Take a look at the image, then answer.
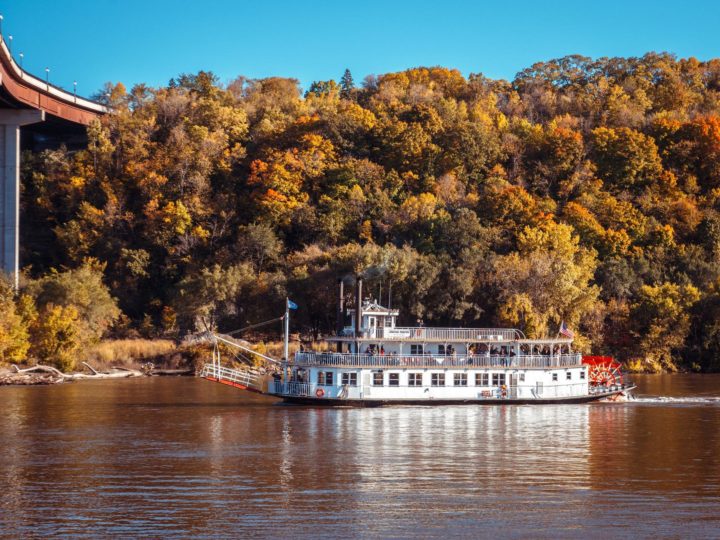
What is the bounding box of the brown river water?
[1,375,720,538]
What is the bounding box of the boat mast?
[283,298,290,361]
[355,277,363,354]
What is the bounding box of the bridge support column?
[0,109,45,287]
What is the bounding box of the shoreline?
[0,364,196,386]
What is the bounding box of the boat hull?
[274,386,635,406]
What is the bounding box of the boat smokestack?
[355,277,363,338]
[337,279,344,352]
[337,279,345,333]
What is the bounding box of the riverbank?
[0,362,196,386]
[0,334,289,386]
[0,338,202,386]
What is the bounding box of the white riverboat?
[274,313,632,405]
[202,278,634,405]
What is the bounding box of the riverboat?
[201,278,635,405]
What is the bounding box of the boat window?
[454,373,468,386]
[431,373,445,386]
[552,373,558,382]
[492,373,506,386]
[408,373,422,386]
[519,373,525,382]
[326,372,334,386]
[580,370,586,380]
[438,344,446,355]
[372,370,384,386]
[341,372,358,386]
[388,373,400,386]
[475,373,489,386]
[318,371,326,385]
[384,318,392,327]
[410,344,423,355]
[566,371,572,380]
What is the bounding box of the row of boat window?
[361,344,573,356]
[315,370,585,387]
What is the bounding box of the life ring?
[315,388,325,398]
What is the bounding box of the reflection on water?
[1,376,719,537]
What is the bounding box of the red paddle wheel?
[582,356,623,387]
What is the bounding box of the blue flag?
[287,299,298,310]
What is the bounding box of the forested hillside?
[15,53,720,371]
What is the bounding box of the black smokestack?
[337,279,344,333]
[355,277,363,338]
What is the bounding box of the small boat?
[202,278,635,405]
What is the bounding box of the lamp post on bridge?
[19,52,22,70]
[45,67,49,90]
[73,81,77,103]
[7,35,11,54]
[0,15,4,36]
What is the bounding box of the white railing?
[201,363,262,391]
[271,381,321,397]
[293,352,582,369]
[369,327,524,340]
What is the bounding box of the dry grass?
[82,339,177,368]
[260,339,331,360]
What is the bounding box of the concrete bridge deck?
[0,33,106,286]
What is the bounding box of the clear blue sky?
[2,0,719,99]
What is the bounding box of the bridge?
[0,33,107,287]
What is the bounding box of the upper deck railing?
[340,327,524,341]
[292,352,582,369]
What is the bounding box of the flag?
[287,299,298,310]
[559,321,574,338]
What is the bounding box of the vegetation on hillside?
[7,53,720,372]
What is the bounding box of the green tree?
[630,282,700,372]
[340,69,355,99]
[29,260,121,342]
[174,263,256,330]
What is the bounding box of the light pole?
[18,52,22,69]
[45,67,49,90]
[73,81,77,102]
[7,34,11,54]
[0,15,4,37]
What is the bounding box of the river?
[1,375,719,538]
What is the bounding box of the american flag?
[559,321,574,338]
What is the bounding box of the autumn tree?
[0,275,31,364]
[629,282,700,372]
[491,221,600,344]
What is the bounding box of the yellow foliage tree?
[0,295,31,365]
[30,304,82,372]
[630,283,700,372]
[493,221,600,339]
